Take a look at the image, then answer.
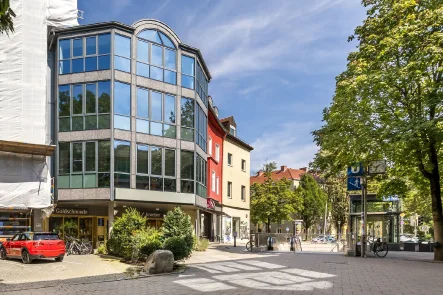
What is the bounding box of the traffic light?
[418,215,424,226]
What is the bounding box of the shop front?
[0,209,32,241]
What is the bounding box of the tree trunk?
[267,217,271,233]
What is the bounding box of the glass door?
[79,217,93,241]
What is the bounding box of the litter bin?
[356,243,361,256]
[267,236,275,250]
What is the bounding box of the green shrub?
[97,243,108,255]
[133,227,163,259]
[193,236,209,251]
[164,236,191,261]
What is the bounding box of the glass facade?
[114,140,131,188]
[196,154,207,198]
[114,81,131,130]
[114,34,131,72]
[180,97,194,141]
[196,61,209,106]
[195,104,207,152]
[181,55,195,89]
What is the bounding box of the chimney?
[300,167,307,172]
[280,166,287,172]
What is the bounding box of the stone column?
[33,209,43,232]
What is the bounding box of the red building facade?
[207,105,226,206]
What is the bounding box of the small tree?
[162,207,194,260]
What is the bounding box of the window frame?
[227,181,232,199]
[215,144,220,162]
[180,97,195,142]
[241,185,246,202]
[241,159,246,172]
[114,34,132,73]
[211,170,216,192]
[114,81,132,131]
[208,137,212,156]
[181,54,195,90]
[228,153,233,166]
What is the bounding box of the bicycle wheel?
[376,243,388,258]
[246,241,251,251]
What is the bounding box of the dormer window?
[230,126,236,136]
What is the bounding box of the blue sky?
[78,0,367,173]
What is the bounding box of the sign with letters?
[54,207,89,215]
[347,163,364,176]
[347,177,362,191]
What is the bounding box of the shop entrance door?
[79,217,93,241]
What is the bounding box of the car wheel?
[55,256,64,262]
[0,248,7,260]
[21,250,32,264]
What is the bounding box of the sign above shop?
[207,198,215,209]
[54,207,89,215]
[145,212,164,218]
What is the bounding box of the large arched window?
[136,29,177,85]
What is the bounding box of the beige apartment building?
[220,117,253,242]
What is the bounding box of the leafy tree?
[327,178,348,237]
[296,174,326,240]
[262,161,277,173]
[162,206,194,252]
[312,0,443,260]
[0,0,15,36]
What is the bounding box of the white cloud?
[238,85,263,95]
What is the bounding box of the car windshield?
[34,233,60,241]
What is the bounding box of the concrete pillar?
[108,201,115,239]
[196,209,200,237]
[33,209,43,232]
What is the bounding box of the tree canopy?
[0,0,15,36]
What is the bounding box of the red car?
[0,232,65,264]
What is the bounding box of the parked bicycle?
[64,236,93,255]
[367,236,388,257]
[246,238,255,251]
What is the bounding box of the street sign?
[347,163,364,176]
[347,177,362,191]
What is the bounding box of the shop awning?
[0,140,55,156]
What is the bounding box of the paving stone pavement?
[1,247,443,295]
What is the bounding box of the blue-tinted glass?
[98,34,111,54]
[115,56,131,72]
[159,32,175,48]
[138,29,162,44]
[137,88,149,118]
[151,91,162,121]
[150,122,162,136]
[136,62,149,77]
[181,55,195,76]
[136,119,149,133]
[59,60,70,74]
[137,40,149,63]
[182,74,194,89]
[114,34,131,58]
[86,37,96,55]
[85,56,97,71]
[164,95,175,124]
[114,115,131,130]
[151,45,162,67]
[98,81,111,113]
[165,49,176,69]
[164,70,176,85]
[72,58,84,73]
[73,39,83,57]
[72,84,83,114]
[98,55,110,70]
[150,66,163,81]
[163,124,176,138]
[114,82,131,115]
[59,39,70,60]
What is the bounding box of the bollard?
[233,231,237,247]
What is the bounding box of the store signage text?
[54,208,89,215]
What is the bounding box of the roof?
[250,167,307,185]
[225,133,253,151]
[220,116,237,129]
[208,105,228,135]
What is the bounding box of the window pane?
[159,32,175,48]
[164,70,176,85]
[59,39,71,60]
[165,149,175,177]
[72,142,83,172]
[85,56,97,71]
[150,177,163,191]
[181,55,195,76]
[85,115,97,130]
[114,34,131,58]
[84,174,97,188]
[182,74,194,89]
[98,141,110,172]
[164,178,176,192]
[150,66,163,81]
[59,60,70,74]
[115,56,131,72]
[136,175,149,190]
[136,119,149,133]
[181,180,194,193]
[138,29,162,44]
[151,147,162,175]
[58,85,70,116]
[151,91,162,121]
[114,82,131,115]
[86,37,96,55]
[137,144,149,174]
[71,175,83,188]
[114,140,130,173]
[59,118,70,132]
[85,142,96,171]
[59,142,70,174]
[163,124,176,138]
[136,62,149,77]
[72,85,83,114]
[151,44,162,67]
[165,49,176,69]
[72,116,84,131]
[98,173,110,187]
[114,115,131,130]
[181,127,194,141]
[137,40,149,63]
[114,173,130,188]
[98,81,111,113]
[181,150,194,180]
[58,175,70,188]
[85,84,96,113]
[180,98,194,128]
[150,122,162,136]
[72,58,84,73]
[73,39,83,57]
[98,114,110,129]
[137,87,149,118]
[98,55,110,70]
[164,95,175,123]
[98,34,111,54]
